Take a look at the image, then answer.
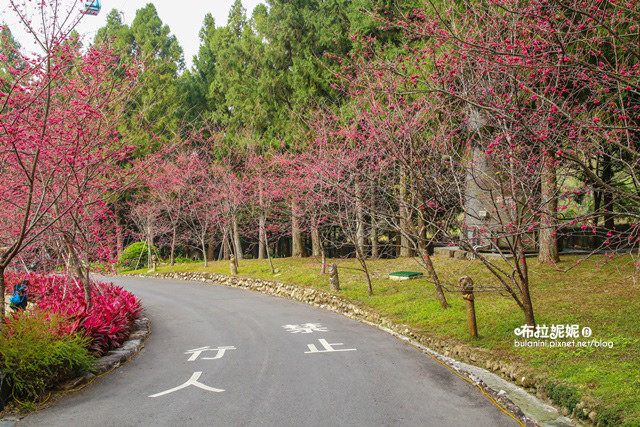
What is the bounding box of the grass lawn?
[125,253,640,425]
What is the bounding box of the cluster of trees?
[1,0,638,326]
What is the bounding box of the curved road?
[21,276,519,426]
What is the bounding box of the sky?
[0,0,264,69]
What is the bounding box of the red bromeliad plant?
[4,271,141,355]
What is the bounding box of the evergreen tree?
[0,24,24,86]
[94,4,185,153]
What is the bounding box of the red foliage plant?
[4,271,141,356]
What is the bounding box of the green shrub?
[544,382,582,417]
[119,242,157,270]
[0,311,94,403]
[174,256,196,264]
[595,406,623,426]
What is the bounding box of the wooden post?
[328,263,340,291]
[151,255,157,272]
[459,276,478,338]
[320,250,327,275]
[230,255,238,275]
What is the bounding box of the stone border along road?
[0,312,151,427]
[135,271,579,427]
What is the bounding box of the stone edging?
[143,271,571,426]
[0,311,150,425]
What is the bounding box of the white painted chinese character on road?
[304,338,356,354]
[283,323,329,334]
[185,346,236,361]
[149,372,224,397]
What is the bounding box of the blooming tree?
[322,0,640,325]
[0,0,139,316]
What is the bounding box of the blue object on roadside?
[9,280,27,310]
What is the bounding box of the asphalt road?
[20,276,519,427]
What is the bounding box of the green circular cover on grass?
[389,271,424,277]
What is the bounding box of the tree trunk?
[515,238,535,326]
[311,221,322,257]
[370,219,378,259]
[223,229,232,260]
[538,151,560,263]
[232,215,243,260]
[426,258,449,308]
[230,255,238,274]
[218,232,225,261]
[355,245,374,296]
[519,266,536,327]
[399,170,413,257]
[170,226,177,266]
[369,188,378,259]
[207,238,215,262]
[0,266,5,321]
[146,222,154,269]
[291,198,305,257]
[417,214,427,254]
[602,155,615,231]
[328,263,340,291]
[202,239,208,267]
[418,247,449,309]
[258,214,266,260]
[116,220,124,260]
[522,289,536,327]
[263,231,275,274]
[65,238,92,309]
[321,249,327,275]
[355,182,366,257]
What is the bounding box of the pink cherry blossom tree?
[0,0,139,316]
[326,0,640,325]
